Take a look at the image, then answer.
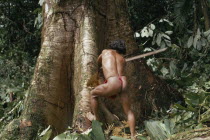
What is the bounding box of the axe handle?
[125,48,167,62]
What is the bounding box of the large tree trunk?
[0,0,180,139]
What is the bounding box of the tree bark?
[0,0,180,139]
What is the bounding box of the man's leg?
[90,93,99,120]
[90,84,108,120]
[120,93,136,139]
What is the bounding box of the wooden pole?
[125,48,168,62]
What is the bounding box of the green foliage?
[144,120,172,140]
[37,121,128,140]
[129,0,210,138]
[0,0,41,130]
[91,120,106,140]
[174,0,193,30]
[39,126,53,140]
[0,0,41,60]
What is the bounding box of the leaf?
[53,133,66,140]
[150,24,156,30]
[163,34,171,40]
[165,31,173,35]
[39,0,45,6]
[53,133,92,140]
[41,129,52,140]
[169,61,177,77]
[207,35,210,42]
[40,125,51,137]
[156,33,162,46]
[148,29,153,37]
[110,136,130,140]
[134,32,140,38]
[182,112,193,121]
[197,28,201,36]
[201,38,207,46]
[203,29,210,37]
[187,36,193,48]
[144,120,171,140]
[174,104,188,110]
[196,40,202,50]
[165,40,171,47]
[162,19,173,26]
[161,67,169,76]
[143,48,152,52]
[160,40,166,48]
[181,63,187,73]
[193,35,199,49]
[141,27,149,38]
[152,33,157,45]
[91,120,105,140]
[185,93,200,106]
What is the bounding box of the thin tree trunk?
[201,0,210,30]
[194,0,198,34]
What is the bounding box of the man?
[90,40,136,139]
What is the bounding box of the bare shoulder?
[102,49,116,55]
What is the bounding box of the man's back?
[101,49,125,79]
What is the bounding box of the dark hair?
[109,40,126,55]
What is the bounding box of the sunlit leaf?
[148,29,153,37]
[161,67,169,76]
[187,36,193,48]
[141,27,149,38]
[40,130,52,140]
[150,24,156,30]
[163,34,171,40]
[39,0,45,6]
[156,33,162,46]
[165,31,173,35]
[134,32,140,38]
[39,125,51,137]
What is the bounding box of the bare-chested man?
[90,40,136,139]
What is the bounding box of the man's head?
[109,40,126,55]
